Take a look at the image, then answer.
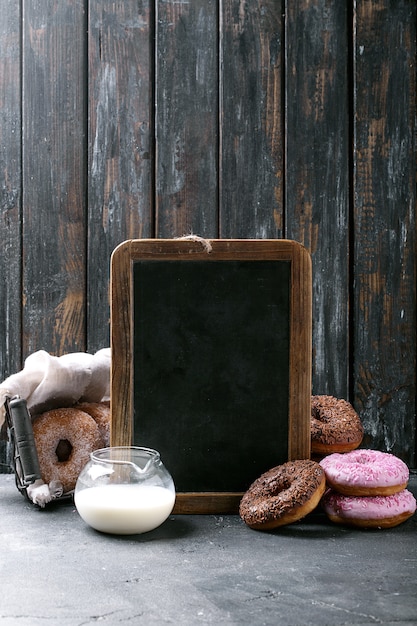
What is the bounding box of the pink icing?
[319,449,409,489]
[322,489,417,520]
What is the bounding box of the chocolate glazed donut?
[311,395,363,455]
[239,460,326,530]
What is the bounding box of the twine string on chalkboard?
[175,234,213,253]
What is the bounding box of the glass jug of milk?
[74,447,175,535]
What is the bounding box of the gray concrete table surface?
[0,473,416,626]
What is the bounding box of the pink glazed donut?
[322,489,416,529]
[320,449,409,496]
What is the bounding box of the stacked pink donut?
[319,450,416,528]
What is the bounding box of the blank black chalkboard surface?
[110,239,312,513]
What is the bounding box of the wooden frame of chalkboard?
[110,239,312,514]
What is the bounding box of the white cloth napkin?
[0,348,110,506]
[0,348,110,421]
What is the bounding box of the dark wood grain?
[87,0,153,352]
[0,1,416,470]
[353,0,416,464]
[155,0,219,238]
[22,0,86,356]
[220,0,284,238]
[285,0,350,400]
[0,0,21,376]
[0,0,22,468]
[173,493,242,515]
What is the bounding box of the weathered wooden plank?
[0,0,22,470]
[353,0,416,465]
[155,0,218,237]
[220,0,284,238]
[0,0,416,474]
[22,0,86,356]
[88,0,153,352]
[285,0,350,399]
[0,0,22,378]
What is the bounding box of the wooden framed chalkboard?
[110,239,312,513]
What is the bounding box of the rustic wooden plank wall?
[22,1,87,357]
[353,1,416,463]
[0,0,415,468]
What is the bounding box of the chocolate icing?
[311,395,363,448]
[239,460,325,528]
